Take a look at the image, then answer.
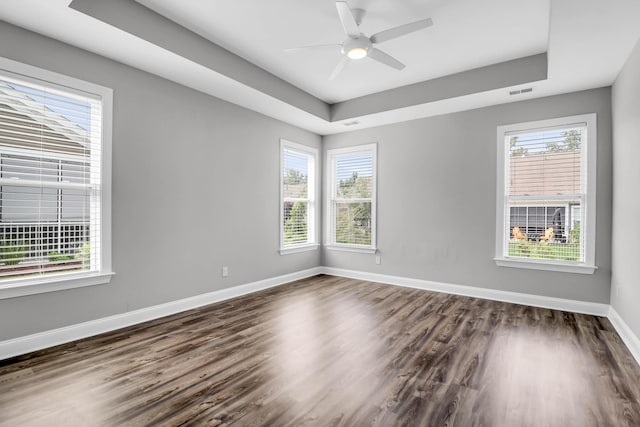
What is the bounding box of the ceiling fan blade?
[370,18,433,44]
[329,55,350,80]
[336,1,360,37]
[284,44,341,53]
[368,48,405,70]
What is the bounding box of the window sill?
[495,258,597,274]
[279,243,320,255]
[0,271,115,300]
[325,244,377,254]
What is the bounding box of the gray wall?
[0,20,619,342]
[323,88,613,304]
[611,38,640,337]
[0,22,321,340]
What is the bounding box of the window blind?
[282,145,312,246]
[505,124,585,262]
[0,73,102,280]
[331,149,374,246]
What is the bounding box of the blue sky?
[510,128,581,154]
[283,148,309,176]
[336,152,373,180]
[11,83,91,131]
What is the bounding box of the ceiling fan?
[285,1,433,80]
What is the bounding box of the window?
[326,144,377,253]
[280,140,318,254]
[0,57,112,298]
[495,114,596,273]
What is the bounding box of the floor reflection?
[0,370,110,425]
[479,327,596,426]
[270,291,383,418]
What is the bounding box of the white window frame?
[0,56,113,299]
[279,139,318,255]
[495,113,597,274]
[325,143,377,254]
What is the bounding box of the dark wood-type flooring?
[1,275,640,426]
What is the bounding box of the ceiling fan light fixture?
[347,47,368,59]
[289,2,433,80]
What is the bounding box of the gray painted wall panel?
[323,88,612,303]
[0,22,321,340]
[611,38,640,338]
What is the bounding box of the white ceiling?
[136,0,549,103]
[1,0,640,135]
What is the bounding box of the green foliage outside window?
[336,202,371,245]
[0,240,29,266]
[569,221,580,245]
[337,171,372,198]
[545,129,581,152]
[77,242,91,269]
[284,201,308,245]
[283,167,309,245]
[508,241,580,261]
[48,251,76,263]
[283,169,307,197]
[336,172,372,245]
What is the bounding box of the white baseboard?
[0,267,322,361]
[3,266,639,368]
[320,267,610,316]
[607,306,640,366]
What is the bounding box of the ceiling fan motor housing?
[342,35,373,59]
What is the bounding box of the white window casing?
[326,143,377,254]
[495,114,597,274]
[279,139,318,255]
[0,56,113,299]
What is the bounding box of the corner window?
[495,114,596,274]
[0,57,112,298]
[280,140,318,254]
[326,144,377,253]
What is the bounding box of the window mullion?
[57,160,62,254]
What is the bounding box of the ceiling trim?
[69,0,550,132]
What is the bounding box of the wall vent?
[509,87,533,96]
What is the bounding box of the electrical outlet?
[375,255,381,265]
[222,266,229,277]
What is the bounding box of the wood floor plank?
[1,274,639,426]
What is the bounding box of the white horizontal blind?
[505,124,585,262]
[0,72,102,280]
[282,144,313,246]
[331,148,374,246]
